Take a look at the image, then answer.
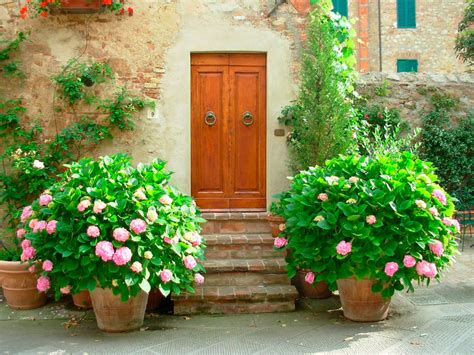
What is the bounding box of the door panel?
[191,54,266,210]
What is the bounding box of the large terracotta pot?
[294,270,332,299]
[72,290,92,309]
[0,261,47,310]
[91,287,148,332]
[337,278,390,322]
[146,289,164,311]
[267,214,285,238]
[57,0,101,13]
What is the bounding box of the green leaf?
[87,279,96,292]
[139,279,151,294]
[347,215,360,221]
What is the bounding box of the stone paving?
[0,242,473,354]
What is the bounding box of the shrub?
[276,152,459,298]
[19,154,206,301]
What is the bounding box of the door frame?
[190,52,267,212]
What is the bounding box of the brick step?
[204,234,281,259]
[201,212,271,235]
[202,258,287,273]
[203,272,291,286]
[173,285,298,315]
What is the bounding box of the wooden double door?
[191,53,266,210]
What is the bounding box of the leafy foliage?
[279,0,357,173]
[278,152,458,297]
[21,154,206,300]
[455,0,474,67]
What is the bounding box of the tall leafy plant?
[455,0,473,67]
[280,0,357,173]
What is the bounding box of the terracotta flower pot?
[294,270,332,299]
[91,287,148,332]
[0,261,47,310]
[56,0,101,13]
[146,289,164,311]
[267,214,285,238]
[72,290,92,309]
[337,278,390,322]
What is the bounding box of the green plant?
[455,0,474,67]
[53,60,113,106]
[374,80,391,97]
[276,152,459,298]
[20,154,206,300]
[0,32,26,78]
[279,1,357,173]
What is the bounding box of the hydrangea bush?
[18,154,206,301]
[275,152,459,298]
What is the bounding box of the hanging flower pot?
[337,278,390,322]
[91,288,148,332]
[72,290,92,309]
[0,261,46,310]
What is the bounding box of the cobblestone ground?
[1,240,473,354]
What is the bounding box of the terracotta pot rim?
[0,260,33,272]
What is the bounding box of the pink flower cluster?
[384,262,399,277]
[403,255,416,268]
[130,261,143,273]
[274,237,288,248]
[32,220,47,233]
[95,242,132,266]
[159,195,173,205]
[183,231,201,247]
[147,207,158,222]
[442,217,461,233]
[160,269,173,283]
[194,273,205,285]
[305,271,315,284]
[36,276,50,292]
[112,247,132,266]
[93,200,106,214]
[317,193,328,201]
[46,220,57,235]
[366,215,377,225]
[20,206,33,223]
[164,235,179,245]
[39,194,53,206]
[77,200,91,212]
[416,260,437,278]
[113,228,130,242]
[130,219,147,234]
[20,239,36,261]
[16,228,26,239]
[87,225,100,238]
[429,240,444,257]
[432,189,447,205]
[336,240,352,256]
[42,260,53,272]
[184,255,197,270]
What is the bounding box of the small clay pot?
[294,270,332,299]
[337,278,390,322]
[72,290,92,309]
[0,261,47,310]
[146,289,164,311]
[267,214,285,238]
[91,287,148,332]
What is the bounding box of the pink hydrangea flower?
[87,225,100,238]
[432,189,447,205]
[33,220,47,233]
[113,228,130,242]
[21,239,31,249]
[21,247,36,261]
[184,255,197,270]
[147,207,158,222]
[403,255,416,268]
[130,219,147,234]
[133,189,147,200]
[416,260,437,278]
[336,240,352,256]
[317,193,328,201]
[93,200,106,214]
[29,219,38,229]
[349,176,359,184]
[184,231,201,246]
[429,240,444,257]
[429,207,439,216]
[95,241,114,262]
[77,200,91,212]
[163,235,179,245]
[384,262,399,277]
[130,261,143,273]
[60,286,71,295]
[20,206,33,223]
[112,247,132,266]
[160,269,173,283]
[46,220,57,235]
[451,219,461,233]
[42,260,53,272]
[274,237,288,248]
[36,276,50,292]
[305,271,315,284]
[366,215,377,225]
[16,228,26,239]
[442,217,453,226]
[28,265,36,273]
[415,200,427,209]
[39,194,53,206]
[159,195,173,205]
[194,273,205,285]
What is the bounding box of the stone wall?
[358,72,474,126]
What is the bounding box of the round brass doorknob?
[242,111,254,126]
[204,111,217,126]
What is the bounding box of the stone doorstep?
[201,258,287,273]
[204,233,274,245]
[173,300,296,315]
[173,285,298,302]
[203,272,291,287]
[204,248,282,260]
[201,212,269,220]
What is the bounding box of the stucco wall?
[0,0,305,208]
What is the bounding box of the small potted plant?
[0,232,46,310]
[21,154,206,332]
[275,152,459,321]
[267,194,287,238]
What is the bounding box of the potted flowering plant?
[19,0,133,19]
[268,197,286,238]
[20,154,206,332]
[275,152,459,321]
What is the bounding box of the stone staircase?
[172,212,298,314]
